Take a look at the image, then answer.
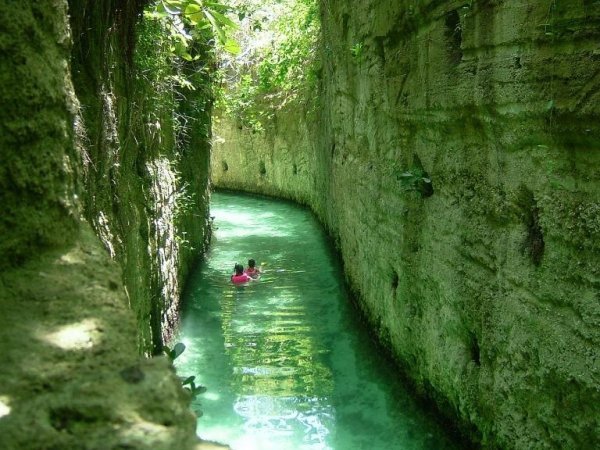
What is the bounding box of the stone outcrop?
[69,0,212,354]
[212,1,600,448]
[0,226,203,449]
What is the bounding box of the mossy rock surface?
[0,226,203,449]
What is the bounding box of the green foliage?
[138,0,321,133]
[396,156,434,198]
[180,375,208,399]
[350,42,364,63]
[146,0,240,61]
[135,17,174,97]
[134,8,214,162]
[164,343,208,400]
[164,342,187,361]
[215,0,320,132]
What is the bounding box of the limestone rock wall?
[212,1,600,448]
[0,1,216,448]
[0,226,202,449]
[0,0,80,268]
[213,105,321,208]
[69,0,212,353]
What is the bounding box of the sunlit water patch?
[176,191,460,450]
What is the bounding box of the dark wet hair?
[234,263,244,275]
[248,259,256,268]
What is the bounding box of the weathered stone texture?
[0,226,202,450]
[213,105,321,208]
[0,1,216,448]
[0,0,80,267]
[212,1,600,448]
[69,0,212,353]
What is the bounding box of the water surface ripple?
[176,192,460,450]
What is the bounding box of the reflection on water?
[176,192,460,450]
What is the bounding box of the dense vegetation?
[141,0,318,133]
[215,0,320,131]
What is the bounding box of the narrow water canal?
[175,191,460,450]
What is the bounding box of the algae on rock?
[70,0,213,354]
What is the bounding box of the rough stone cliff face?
[212,1,600,448]
[0,1,215,447]
[69,0,212,353]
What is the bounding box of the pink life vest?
[231,273,252,284]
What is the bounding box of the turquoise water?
[175,191,460,450]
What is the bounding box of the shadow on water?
[176,191,463,450]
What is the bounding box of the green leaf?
[223,38,241,55]
[205,1,232,13]
[184,4,204,25]
[156,2,167,14]
[162,0,183,15]
[148,4,169,19]
[172,41,187,58]
[181,375,196,386]
[204,10,227,43]
[185,4,202,15]
[170,342,186,360]
[181,52,195,61]
[208,9,239,29]
[193,385,208,394]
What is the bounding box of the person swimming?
[244,259,261,279]
[231,263,252,284]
